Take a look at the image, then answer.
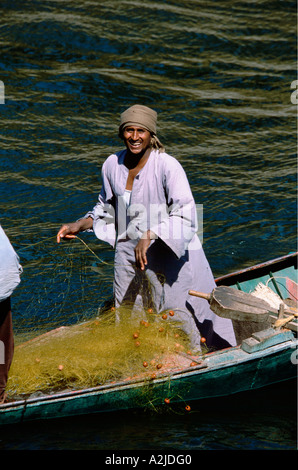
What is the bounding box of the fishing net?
[11,234,114,342]
[7,235,202,400]
[7,306,192,398]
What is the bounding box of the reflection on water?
[0,0,296,450]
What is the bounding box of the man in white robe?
[57,105,236,352]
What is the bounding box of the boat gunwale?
[215,251,297,285]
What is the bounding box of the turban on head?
[119,104,157,135]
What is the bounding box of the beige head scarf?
[119,104,165,152]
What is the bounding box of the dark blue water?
[0,0,297,451]
[0,381,297,451]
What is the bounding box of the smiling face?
[122,126,151,157]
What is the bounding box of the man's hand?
[56,217,93,243]
[57,223,80,243]
[134,230,157,270]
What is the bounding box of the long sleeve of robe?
[85,150,236,351]
[0,225,22,302]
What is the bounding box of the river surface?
[0,0,297,451]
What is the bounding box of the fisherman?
[57,105,236,352]
[0,225,22,404]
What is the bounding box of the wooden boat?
[0,252,297,426]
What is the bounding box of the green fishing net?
[7,236,200,399]
[7,306,193,398]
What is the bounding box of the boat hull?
[0,335,296,426]
[1,252,297,425]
